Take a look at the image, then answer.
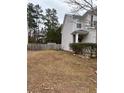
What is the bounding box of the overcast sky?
[27,0,72,24]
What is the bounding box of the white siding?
[81,30,96,43]
[72,19,84,31]
[61,15,74,51]
[61,13,97,51]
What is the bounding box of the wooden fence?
[27,43,61,50]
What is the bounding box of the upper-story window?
[77,23,81,28]
[94,21,97,26]
[91,15,93,27]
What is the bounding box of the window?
[94,21,97,27]
[77,23,81,28]
[91,15,93,27]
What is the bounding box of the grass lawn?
[27,50,96,93]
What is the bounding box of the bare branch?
[65,0,97,15]
[84,0,93,8]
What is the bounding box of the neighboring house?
[61,9,97,51]
[28,27,46,43]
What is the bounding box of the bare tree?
[65,0,97,15]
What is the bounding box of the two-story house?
[61,9,97,51]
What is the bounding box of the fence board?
[27,43,61,50]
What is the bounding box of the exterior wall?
[81,30,96,43]
[82,13,97,29]
[72,18,84,31]
[72,14,92,31]
[81,13,97,43]
[72,13,96,31]
[61,15,74,51]
[61,13,97,51]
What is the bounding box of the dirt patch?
[28,50,96,93]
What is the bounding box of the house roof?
[61,7,97,32]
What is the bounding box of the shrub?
[70,43,97,57]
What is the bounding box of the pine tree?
[27,3,43,43]
[43,8,60,43]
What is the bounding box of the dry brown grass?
[27,50,96,93]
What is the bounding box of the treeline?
[27,3,61,44]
